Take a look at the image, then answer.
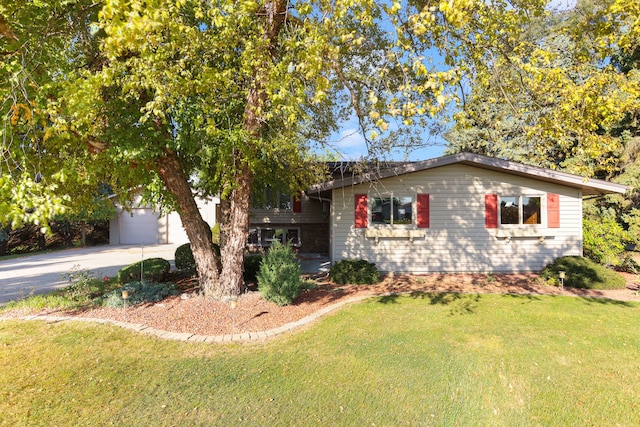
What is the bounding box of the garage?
[109,195,219,246]
[112,208,162,245]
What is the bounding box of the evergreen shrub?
[174,243,220,272]
[102,281,179,308]
[541,256,626,290]
[257,242,301,306]
[329,259,381,284]
[117,258,170,284]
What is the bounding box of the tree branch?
[331,61,371,152]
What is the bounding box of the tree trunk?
[219,164,253,299]
[209,0,289,299]
[155,149,220,295]
[37,231,46,251]
[80,222,87,246]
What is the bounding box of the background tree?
[444,0,639,177]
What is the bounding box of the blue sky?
[325,0,578,162]
[327,119,448,161]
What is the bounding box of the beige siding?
[251,194,327,225]
[164,197,218,244]
[331,164,583,273]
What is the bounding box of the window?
[248,227,300,247]
[252,188,291,210]
[500,196,541,225]
[371,196,413,226]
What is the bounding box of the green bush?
[174,243,220,272]
[541,256,626,290]
[117,258,170,284]
[583,216,632,266]
[243,254,263,282]
[101,281,179,308]
[257,242,302,306]
[615,253,639,274]
[174,243,260,281]
[329,259,381,285]
[175,243,195,271]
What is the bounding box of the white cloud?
[326,128,369,160]
[335,128,366,149]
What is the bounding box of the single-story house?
[308,152,628,273]
[109,152,628,273]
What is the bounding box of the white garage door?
[119,208,162,245]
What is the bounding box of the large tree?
[2,0,468,299]
[444,0,640,177]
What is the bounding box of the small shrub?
[175,243,221,272]
[117,258,170,284]
[541,256,626,290]
[175,243,195,271]
[101,281,179,308]
[257,242,302,306]
[615,253,639,274]
[243,254,263,282]
[329,259,381,285]
[63,264,101,299]
[301,279,318,291]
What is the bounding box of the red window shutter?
[547,193,560,228]
[485,194,498,228]
[293,194,302,213]
[354,194,368,228]
[417,194,430,228]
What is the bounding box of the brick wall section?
[299,223,330,254]
[248,222,330,254]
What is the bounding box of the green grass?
[1,293,639,426]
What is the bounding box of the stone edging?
[0,294,373,344]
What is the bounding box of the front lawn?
[1,293,639,425]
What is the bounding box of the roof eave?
[308,152,629,196]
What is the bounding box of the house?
[109,152,628,274]
[307,152,628,273]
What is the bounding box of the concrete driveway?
[0,244,181,305]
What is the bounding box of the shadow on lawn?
[575,294,637,307]
[376,292,484,315]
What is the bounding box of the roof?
[309,152,629,196]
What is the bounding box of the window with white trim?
[500,196,541,225]
[371,195,413,226]
[251,188,292,210]
[248,227,300,247]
